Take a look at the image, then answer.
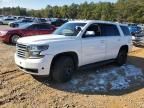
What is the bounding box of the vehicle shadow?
[34,56,144,96]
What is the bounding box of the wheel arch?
[119,45,129,53]
[50,51,79,72]
[9,33,22,43]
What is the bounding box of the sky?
[0,0,117,10]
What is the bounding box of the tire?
[10,34,20,44]
[10,24,18,28]
[15,24,19,27]
[11,24,15,28]
[116,49,128,66]
[52,56,75,83]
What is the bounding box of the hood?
[17,34,76,45]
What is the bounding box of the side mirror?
[85,31,95,36]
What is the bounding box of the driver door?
[81,24,106,65]
[38,24,54,35]
[24,24,40,36]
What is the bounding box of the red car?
[0,23,56,44]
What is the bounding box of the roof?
[68,20,128,26]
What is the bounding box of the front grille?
[16,43,28,58]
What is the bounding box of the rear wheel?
[15,24,19,27]
[116,49,128,66]
[52,56,75,83]
[10,24,13,27]
[11,34,20,44]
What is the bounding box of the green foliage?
[0,0,144,23]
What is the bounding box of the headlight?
[0,31,8,36]
[28,45,49,51]
[27,45,49,58]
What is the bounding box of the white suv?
[15,20,132,82]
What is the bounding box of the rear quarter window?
[100,24,120,36]
[120,26,131,36]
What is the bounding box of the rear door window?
[28,24,39,30]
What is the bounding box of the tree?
[0,0,144,23]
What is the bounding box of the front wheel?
[52,56,75,83]
[10,34,20,44]
[116,49,128,66]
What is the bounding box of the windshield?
[53,22,86,36]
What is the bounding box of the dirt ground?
[0,26,144,108]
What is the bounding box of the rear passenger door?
[100,24,122,60]
[81,24,106,65]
